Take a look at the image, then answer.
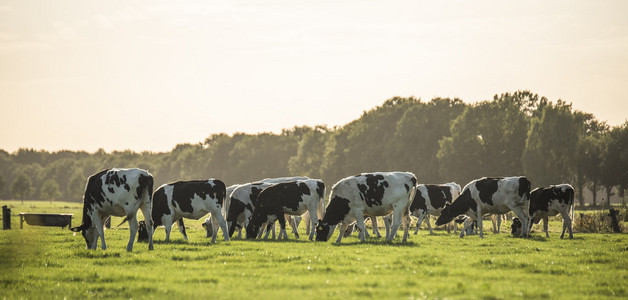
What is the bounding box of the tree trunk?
[592,182,598,206]
[606,186,612,207]
[576,182,585,207]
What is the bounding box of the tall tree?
[11,173,31,203]
[386,98,466,183]
[320,97,418,184]
[40,179,61,203]
[522,101,581,187]
[438,92,536,185]
[600,122,628,206]
[288,126,331,178]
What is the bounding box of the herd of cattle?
[70,168,575,251]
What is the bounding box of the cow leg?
[401,208,411,242]
[126,214,139,252]
[94,215,106,250]
[262,223,271,239]
[413,218,421,235]
[177,219,188,240]
[371,217,382,238]
[139,201,154,250]
[477,207,484,238]
[287,215,300,239]
[384,215,392,239]
[164,218,173,242]
[490,215,497,234]
[496,214,502,233]
[213,211,230,243]
[387,212,402,242]
[335,222,350,244]
[304,212,311,236]
[543,216,550,238]
[560,210,573,239]
[308,209,318,241]
[460,218,471,238]
[425,215,434,235]
[354,214,368,242]
[277,214,288,240]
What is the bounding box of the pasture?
[1,200,627,299]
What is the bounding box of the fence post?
[2,205,10,230]
[608,209,621,233]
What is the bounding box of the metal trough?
[19,213,73,229]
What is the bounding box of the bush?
[574,211,625,233]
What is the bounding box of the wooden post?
[609,209,621,233]
[2,205,10,230]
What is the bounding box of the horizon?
[2,1,627,153]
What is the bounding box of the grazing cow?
[435,176,531,238]
[411,183,462,235]
[71,168,154,251]
[511,184,574,239]
[152,179,229,243]
[315,172,417,243]
[246,179,325,240]
[226,177,309,238]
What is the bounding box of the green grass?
[1,200,627,299]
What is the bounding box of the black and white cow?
[152,179,229,243]
[435,176,531,238]
[511,184,574,239]
[246,179,325,240]
[226,177,309,238]
[315,172,417,243]
[71,168,154,251]
[411,183,462,235]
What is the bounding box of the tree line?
[1,90,626,207]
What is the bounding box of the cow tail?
[117,216,129,228]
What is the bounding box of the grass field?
[1,200,627,299]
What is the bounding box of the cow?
[246,179,325,240]
[203,184,241,238]
[226,177,309,238]
[435,176,531,238]
[152,179,229,243]
[315,172,417,243]
[70,168,154,251]
[411,183,462,235]
[511,184,574,239]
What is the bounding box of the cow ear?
[70,224,86,232]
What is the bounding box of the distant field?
[1,200,627,299]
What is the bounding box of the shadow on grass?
[328,240,419,247]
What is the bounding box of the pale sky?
[1,1,627,153]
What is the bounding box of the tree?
[288,126,331,178]
[600,122,628,206]
[438,92,535,185]
[0,173,4,197]
[522,101,580,187]
[386,98,466,183]
[320,97,418,184]
[11,173,31,204]
[67,172,85,202]
[40,179,61,203]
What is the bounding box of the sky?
[1,0,627,153]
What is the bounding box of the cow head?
[70,223,97,249]
[315,220,334,241]
[137,220,148,242]
[435,204,455,226]
[511,217,522,236]
[245,222,260,240]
